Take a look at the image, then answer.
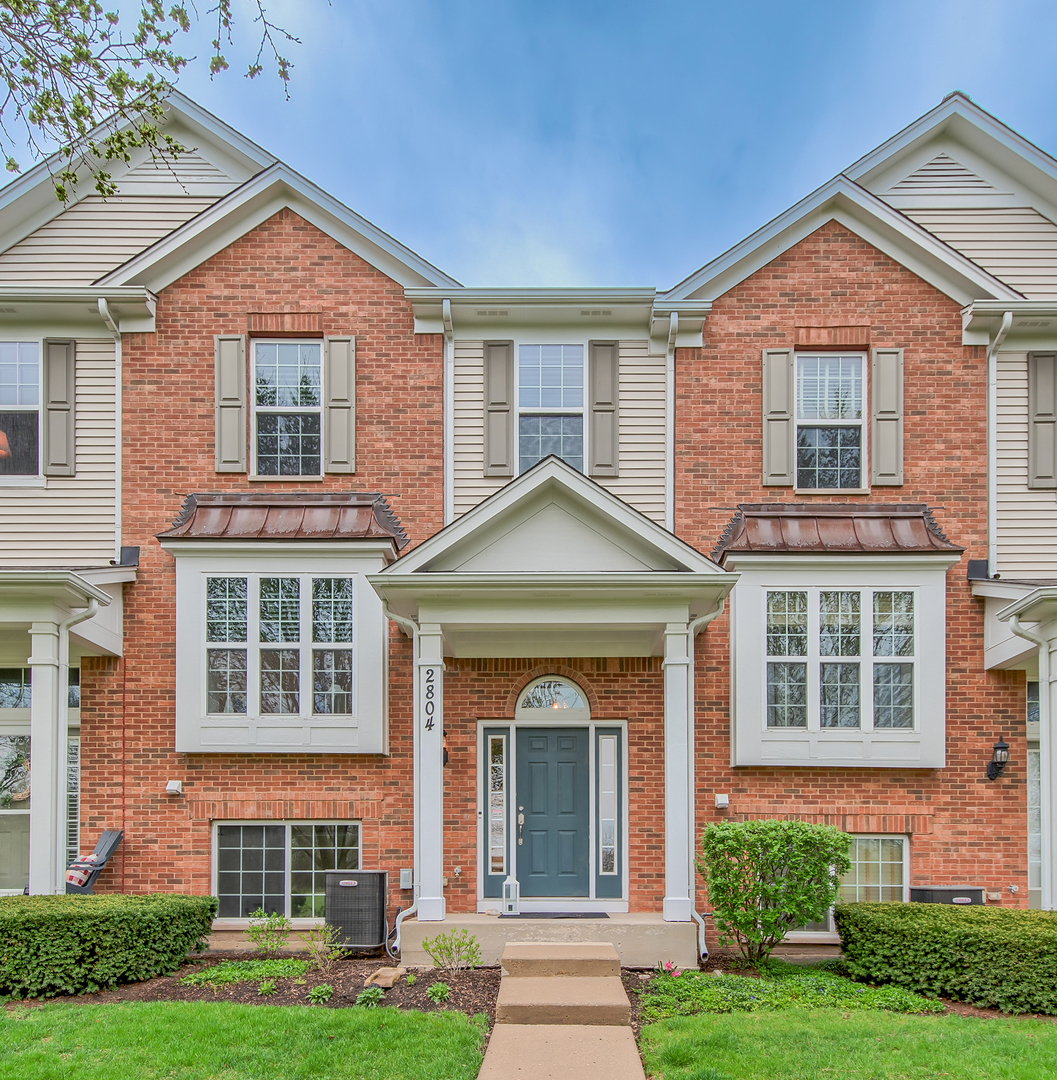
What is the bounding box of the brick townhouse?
[0,90,1054,963]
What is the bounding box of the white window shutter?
[43,339,75,476]
[214,335,247,473]
[324,336,355,474]
[871,348,904,486]
[1029,352,1057,489]
[484,341,514,476]
[762,348,795,485]
[589,341,619,477]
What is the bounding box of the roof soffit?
[0,91,277,260]
[659,177,1021,307]
[97,163,460,290]
[378,456,725,578]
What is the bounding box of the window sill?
[793,488,870,496]
[0,476,47,488]
[211,918,324,931]
[247,474,325,482]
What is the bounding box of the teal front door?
[515,727,589,897]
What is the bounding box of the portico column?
[1038,617,1057,910]
[416,623,446,921]
[663,622,692,921]
[27,621,65,894]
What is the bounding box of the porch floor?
[399,912,699,969]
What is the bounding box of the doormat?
[499,912,610,919]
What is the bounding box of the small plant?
[426,981,450,1004]
[421,928,482,972]
[257,979,277,996]
[356,985,385,1008]
[405,972,416,987]
[246,907,292,957]
[307,983,333,1004]
[180,959,308,987]
[656,960,682,977]
[303,922,342,975]
[293,976,307,986]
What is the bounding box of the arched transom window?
[516,677,590,717]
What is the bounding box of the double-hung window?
[796,354,864,489]
[253,340,322,476]
[206,574,354,719]
[0,341,39,476]
[766,588,915,730]
[518,344,584,473]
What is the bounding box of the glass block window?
[488,735,507,876]
[840,836,906,903]
[795,354,864,489]
[764,589,915,731]
[518,344,584,473]
[0,341,40,476]
[215,821,360,918]
[205,575,354,719]
[253,340,322,476]
[66,737,79,869]
[598,734,618,875]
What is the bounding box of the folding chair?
[65,829,123,894]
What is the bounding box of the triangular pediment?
[386,457,723,576]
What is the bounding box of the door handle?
[518,811,524,845]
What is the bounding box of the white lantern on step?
[502,875,520,915]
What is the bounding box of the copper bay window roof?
[712,503,963,565]
[158,492,409,548]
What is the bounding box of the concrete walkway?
[478,942,646,1080]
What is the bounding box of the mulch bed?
[7,952,502,1025]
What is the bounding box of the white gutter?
[665,312,678,532]
[442,298,454,526]
[1008,614,1052,909]
[987,311,1013,575]
[686,598,727,958]
[98,298,122,563]
[380,600,421,944]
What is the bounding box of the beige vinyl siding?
[452,339,666,522]
[0,339,116,566]
[902,207,1057,299]
[995,350,1057,576]
[0,195,217,285]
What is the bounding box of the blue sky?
[35,2,1057,286]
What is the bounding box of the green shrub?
[426,981,451,1003]
[307,983,333,1004]
[638,962,943,1020]
[180,959,308,987]
[698,820,853,963]
[256,979,277,996]
[421,928,482,971]
[246,907,291,957]
[302,922,341,974]
[834,902,1057,1014]
[0,893,217,998]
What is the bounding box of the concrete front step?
[496,975,631,1026]
[501,941,621,978]
[478,1025,646,1080]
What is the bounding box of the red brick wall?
[676,221,1028,917]
[79,209,443,916]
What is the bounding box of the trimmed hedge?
[834,901,1057,1014]
[0,893,217,998]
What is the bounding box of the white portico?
[369,457,736,930]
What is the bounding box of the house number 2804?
[423,668,436,731]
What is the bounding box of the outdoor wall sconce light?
[986,737,1010,781]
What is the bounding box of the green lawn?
[0,1001,487,1080]
[640,1010,1057,1080]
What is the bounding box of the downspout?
[686,598,727,959]
[1009,614,1052,909]
[442,299,455,526]
[987,311,1013,576]
[381,599,421,948]
[98,299,122,564]
[665,312,678,532]
[55,598,99,887]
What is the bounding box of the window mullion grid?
[248,575,260,721]
[863,592,875,732]
[807,588,820,732]
[299,575,311,720]
[284,824,292,919]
